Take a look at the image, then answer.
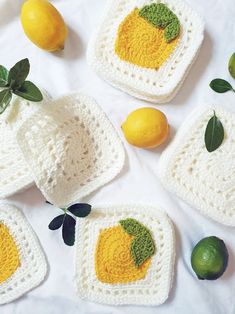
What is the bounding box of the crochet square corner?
[75,204,175,306]
[87,0,204,103]
[158,106,235,226]
[0,204,47,304]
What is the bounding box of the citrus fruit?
[21,0,68,51]
[191,236,229,280]
[228,53,235,79]
[0,223,20,284]
[121,107,169,148]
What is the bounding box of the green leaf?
[8,58,30,90]
[131,234,155,267]
[119,218,146,236]
[205,111,224,152]
[209,79,234,93]
[13,81,43,102]
[0,65,9,87]
[120,218,155,267]
[139,3,180,42]
[0,89,12,114]
[62,215,76,246]
[48,214,65,230]
[67,203,91,217]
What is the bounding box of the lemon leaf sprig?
[139,3,180,42]
[0,58,43,114]
[120,218,155,267]
[47,201,92,246]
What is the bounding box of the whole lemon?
[121,107,169,148]
[21,0,68,51]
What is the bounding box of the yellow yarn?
[0,223,20,284]
[95,225,151,284]
[115,9,179,69]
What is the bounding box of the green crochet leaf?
[119,218,155,267]
[139,3,180,42]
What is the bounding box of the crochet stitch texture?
[87,0,204,103]
[5,93,125,207]
[75,204,175,306]
[158,105,235,226]
[0,204,47,304]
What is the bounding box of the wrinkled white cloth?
[1,0,235,313]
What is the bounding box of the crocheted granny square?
[75,204,175,306]
[7,93,125,207]
[88,0,204,103]
[158,106,235,226]
[0,204,47,304]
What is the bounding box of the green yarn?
[139,3,180,42]
[119,218,155,267]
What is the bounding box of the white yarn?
[158,105,235,226]
[87,0,204,103]
[0,204,47,304]
[6,93,125,207]
[75,204,175,306]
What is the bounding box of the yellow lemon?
[121,107,169,148]
[0,223,20,284]
[95,225,151,284]
[21,0,68,51]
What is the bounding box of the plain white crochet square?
[75,204,175,306]
[87,0,204,103]
[9,93,125,207]
[0,204,47,304]
[158,106,235,226]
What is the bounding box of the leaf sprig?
[0,58,43,114]
[204,111,224,153]
[47,201,92,246]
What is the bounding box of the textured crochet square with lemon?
[88,0,204,103]
[158,105,235,226]
[75,204,175,305]
[0,204,47,304]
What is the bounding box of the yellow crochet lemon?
[121,107,169,148]
[21,0,68,51]
[95,225,151,284]
[115,8,179,69]
[0,223,20,284]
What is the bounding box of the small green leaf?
[0,65,9,87]
[228,53,235,79]
[62,215,76,246]
[67,203,91,217]
[120,218,155,267]
[8,58,30,90]
[205,111,224,152]
[0,89,12,114]
[48,214,65,230]
[209,79,234,93]
[13,81,43,102]
[119,218,146,236]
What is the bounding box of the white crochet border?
[158,105,235,226]
[87,0,204,103]
[75,204,175,306]
[0,204,47,304]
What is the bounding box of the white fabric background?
[1,0,235,313]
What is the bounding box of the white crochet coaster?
[158,105,235,226]
[0,204,47,304]
[87,0,204,103]
[8,93,125,207]
[75,204,175,306]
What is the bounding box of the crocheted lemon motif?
[95,218,155,284]
[115,3,180,69]
[0,223,20,284]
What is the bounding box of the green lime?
[228,53,235,79]
[191,236,229,280]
